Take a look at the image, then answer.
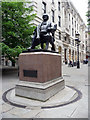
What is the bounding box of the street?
[1,63,88,118]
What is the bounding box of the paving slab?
[7,107,43,118]
[2,112,20,118]
[2,103,14,113]
[35,103,79,118]
[71,104,88,118]
[7,107,31,117]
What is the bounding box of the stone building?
[85,0,90,60]
[85,28,90,59]
[29,0,86,64]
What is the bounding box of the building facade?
[29,0,86,64]
[85,28,90,59]
[86,0,90,60]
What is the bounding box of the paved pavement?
[0,63,89,118]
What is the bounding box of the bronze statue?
[28,13,57,51]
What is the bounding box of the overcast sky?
[70,0,88,25]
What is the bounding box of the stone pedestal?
[15,51,65,101]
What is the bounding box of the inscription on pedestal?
[23,70,37,78]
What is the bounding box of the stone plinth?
[19,52,62,83]
[15,52,65,101]
[15,77,65,101]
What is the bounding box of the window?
[69,39,71,44]
[75,21,76,27]
[65,37,66,41]
[77,24,78,30]
[75,31,76,37]
[72,40,74,46]
[52,10,54,22]
[74,14,76,18]
[72,28,74,36]
[72,17,73,24]
[59,32,61,40]
[72,10,73,14]
[42,2,46,13]
[58,2,60,11]
[58,16,61,27]
[69,25,71,33]
[69,14,70,21]
[52,0,54,4]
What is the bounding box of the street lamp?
[75,32,81,68]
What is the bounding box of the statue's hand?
[36,37,40,40]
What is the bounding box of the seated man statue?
[28,13,57,51]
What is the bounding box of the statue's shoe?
[27,47,31,50]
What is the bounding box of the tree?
[1,2,36,66]
[0,43,26,66]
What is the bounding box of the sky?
[70,0,88,25]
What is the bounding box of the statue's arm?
[48,23,57,33]
[36,24,41,39]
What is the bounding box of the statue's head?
[42,13,49,21]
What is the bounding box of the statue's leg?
[50,38,55,51]
[45,41,49,50]
[51,43,55,51]
[27,43,35,50]
[31,40,35,49]
[41,42,44,49]
[31,38,40,49]
[31,45,35,49]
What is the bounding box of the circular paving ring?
[2,85,82,109]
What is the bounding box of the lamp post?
[75,32,81,68]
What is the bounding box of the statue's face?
[43,15,49,21]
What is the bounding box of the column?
[71,49,73,61]
[67,48,69,64]
[62,46,65,63]
[74,50,76,62]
